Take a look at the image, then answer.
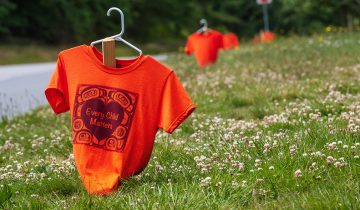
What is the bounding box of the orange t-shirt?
[185,30,224,68]
[260,31,276,43]
[45,45,195,195]
[223,32,239,49]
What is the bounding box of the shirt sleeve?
[44,54,70,114]
[218,33,225,49]
[185,38,194,55]
[232,34,239,47]
[158,72,195,133]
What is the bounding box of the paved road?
[0,54,167,119]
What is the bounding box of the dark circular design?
[115,126,127,139]
[76,130,92,143]
[106,138,117,150]
[73,119,83,131]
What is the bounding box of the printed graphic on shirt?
[72,84,138,152]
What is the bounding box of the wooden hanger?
[102,38,116,68]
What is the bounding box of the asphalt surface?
[0,54,168,119]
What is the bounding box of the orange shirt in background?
[45,45,195,195]
[185,30,224,68]
[223,32,239,49]
[260,31,276,43]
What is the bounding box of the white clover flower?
[269,166,274,170]
[334,157,347,168]
[327,142,337,150]
[231,180,239,188]
[289,145,297,156]
[238,163,245,172]
[241,180,246,187]
[315,151,323,157]
[334,162,343,168]
[327,156,334,164]
[155,164,163,172]
[215,182,222,187]
[256,179,264,184]
[309,162,317,170]
[199,177,211,187]
[248,141,255,147]
[294,169,302,178]
[273,140,278,147]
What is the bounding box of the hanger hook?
[107,7,124,37]
[200,19,208,29]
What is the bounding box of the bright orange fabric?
[45,45,195,195]
[260,31,276,43]
[185,30,224,68]
[223,32,239,49]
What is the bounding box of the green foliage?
[0,0,359,44]
[0,184,12,207]
[0,0,16,35]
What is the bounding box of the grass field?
[0,32,359,209]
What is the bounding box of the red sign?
[257,0,272,5]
